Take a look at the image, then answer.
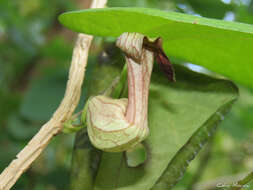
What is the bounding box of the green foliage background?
[0,0,253,190]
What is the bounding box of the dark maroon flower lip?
[143,37,176,82]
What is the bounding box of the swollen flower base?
[86,33,154,152]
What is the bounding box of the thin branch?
[0,1,107,189]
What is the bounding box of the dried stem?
[0,0,107,189]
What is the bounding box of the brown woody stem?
[0,0,107,189]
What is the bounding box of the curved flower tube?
[86,33,155,152]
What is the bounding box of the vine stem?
[0,0,107,189]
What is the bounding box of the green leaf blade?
[93,64,238,190]
[59,7,253,89]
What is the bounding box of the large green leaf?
[59,7,253,89]
[152,97,234,189]
[91,64,237,190]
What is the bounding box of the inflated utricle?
[86,95,149,152]
[86,32,154,152]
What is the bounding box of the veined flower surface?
[87,32,154,152]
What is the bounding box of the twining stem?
[0,0,107,189]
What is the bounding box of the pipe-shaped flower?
[86,32,154,152]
